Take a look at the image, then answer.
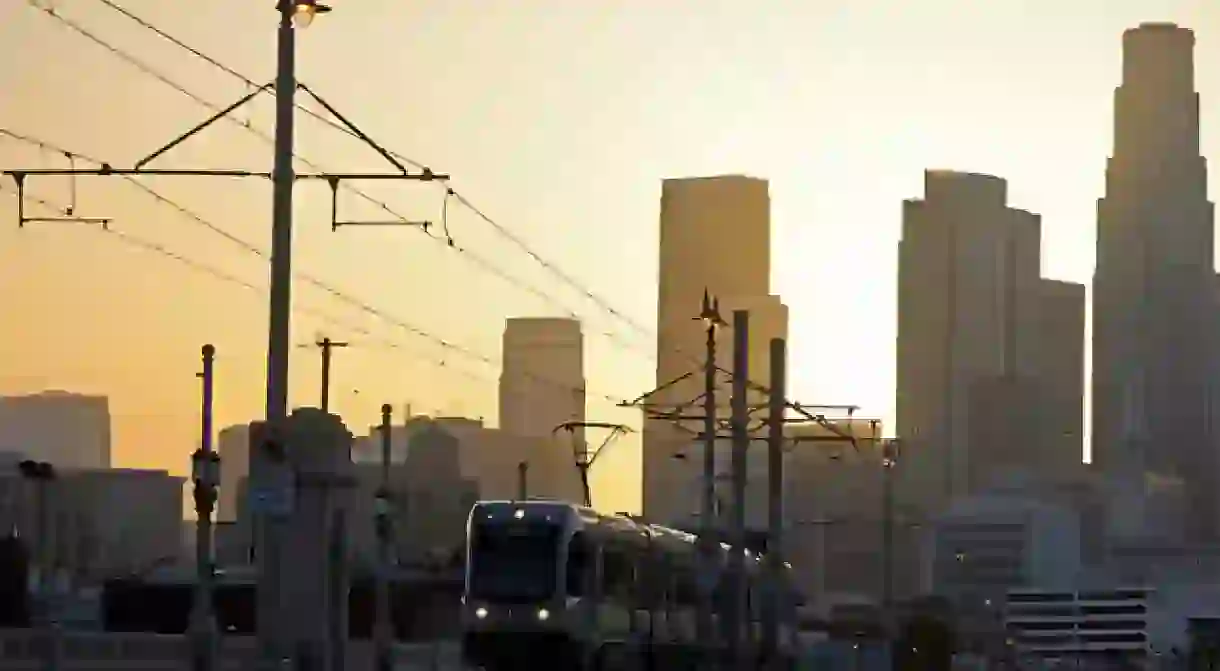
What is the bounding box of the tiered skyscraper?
[1091,23,1217,540]
[896,171,1086,514]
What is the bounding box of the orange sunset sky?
[1,0,1218,514]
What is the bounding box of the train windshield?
[468,520,561,603]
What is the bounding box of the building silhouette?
[896,171,1044,513]
[0,391,111,470]
[498,317,585,444]
[1090,23,1217,539]
[644,175,771,524]
[217,424,250,522]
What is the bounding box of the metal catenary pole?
[728,309,750,670]
[698,290,724,653]
[763,337,787,667]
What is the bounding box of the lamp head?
[291,1,331,29]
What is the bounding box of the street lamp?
[190,448,221,671]
[261,1,331,665]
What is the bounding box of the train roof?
[471,499,781,565]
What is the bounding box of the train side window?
[602,544,632,598]
[566,533,591,597]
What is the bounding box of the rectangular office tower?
[896,171,1045,514]
[643,175,771,524]
[1091,23,1217,539]
[499,317,585,442]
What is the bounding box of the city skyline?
[3,1,1219,514]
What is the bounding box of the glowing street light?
[290,0,332,29]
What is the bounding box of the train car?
[460,499,799,671]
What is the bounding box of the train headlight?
[475,607,488,619]
[537,608,550,621]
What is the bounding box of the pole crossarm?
[4,80,447,231]
[2,167,447,230]
[620,364,871,451]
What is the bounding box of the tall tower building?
[1091,23,1216,538]
[0,391,111,470]
[218,424,250,522]
[499,317,585,442]
[644,175,771,523]
[896,171,1044,513]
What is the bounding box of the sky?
[1,0,1218,515]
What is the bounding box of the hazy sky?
[1,0,1217,514]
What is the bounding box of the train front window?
[468,522,560,603]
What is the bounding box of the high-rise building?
[896,171,1044,513]
[217,424,250,522]
[1091,23,1216,538]
[0,391,111,470]
[644,175,771,523]
[499,317,585,444]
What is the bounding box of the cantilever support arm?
[135,83,273,170]
[299,83,414,175]
[617,371,696,408]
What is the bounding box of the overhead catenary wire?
[0,130,628,405]
[35,0,654,359]
[0,179,472,377]
[92,0,653,340]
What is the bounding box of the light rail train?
[460,499,800,670]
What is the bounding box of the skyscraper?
[218,424,250,522]
[644,175,771,523]
[1091,23,1216,539]
[896,171,1044,513]
[499,317,585,441]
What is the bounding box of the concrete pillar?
[279,408,355,671]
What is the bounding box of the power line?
[0,130,628,405]
[0,179,445,369]
[38,0,654,358]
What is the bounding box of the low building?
[0,465,184,582]
[1005,587,1151,661]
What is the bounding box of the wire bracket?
[8,170,112,229]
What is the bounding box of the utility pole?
[698,290,725,652]
[190,345,221,671]
[373,404,394,671]
[762,337,787,668]
[727,309,750,670]
[517,461,529,500]
[313,337,349,413]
